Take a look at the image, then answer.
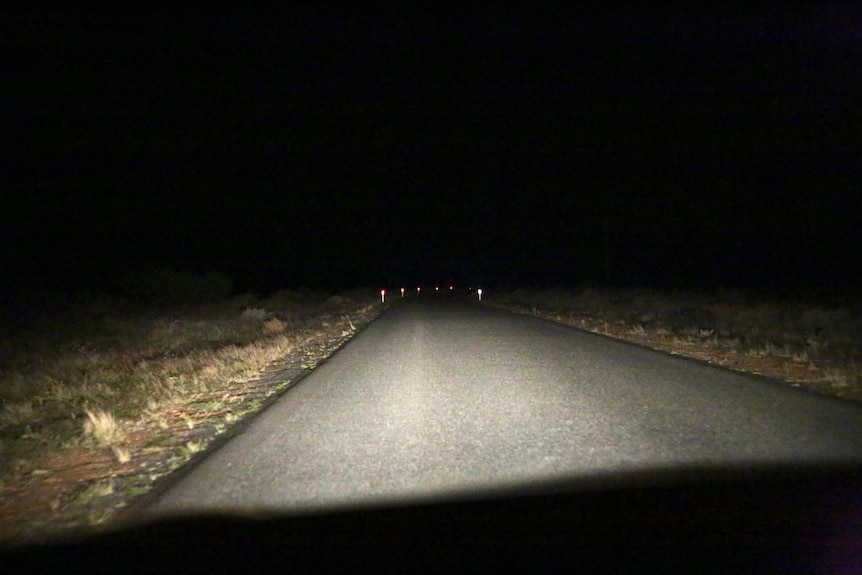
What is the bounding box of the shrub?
[240,307,268,321]
[117,268,233,306]
[260,290,312,309]
[262,318,286,333]
[325,294,346,306]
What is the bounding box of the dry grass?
[2,293,340,417]
[83,409,122,446]
[494,285,862,400]
[111,446,131,464]
[0,280,381,513]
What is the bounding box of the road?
[149,295,862,515]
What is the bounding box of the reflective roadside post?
[380,289,385,304]
[401,287,405,298]
[477,288,483,302]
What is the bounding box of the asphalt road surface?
[149,295,862,515]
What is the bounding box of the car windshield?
[2,8,861,566]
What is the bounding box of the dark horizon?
[3,6,860,299]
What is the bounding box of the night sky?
[3,6,861,296]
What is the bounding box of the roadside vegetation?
[490,285,862,401]
[0,270,382,540]
[4,275,859,540]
